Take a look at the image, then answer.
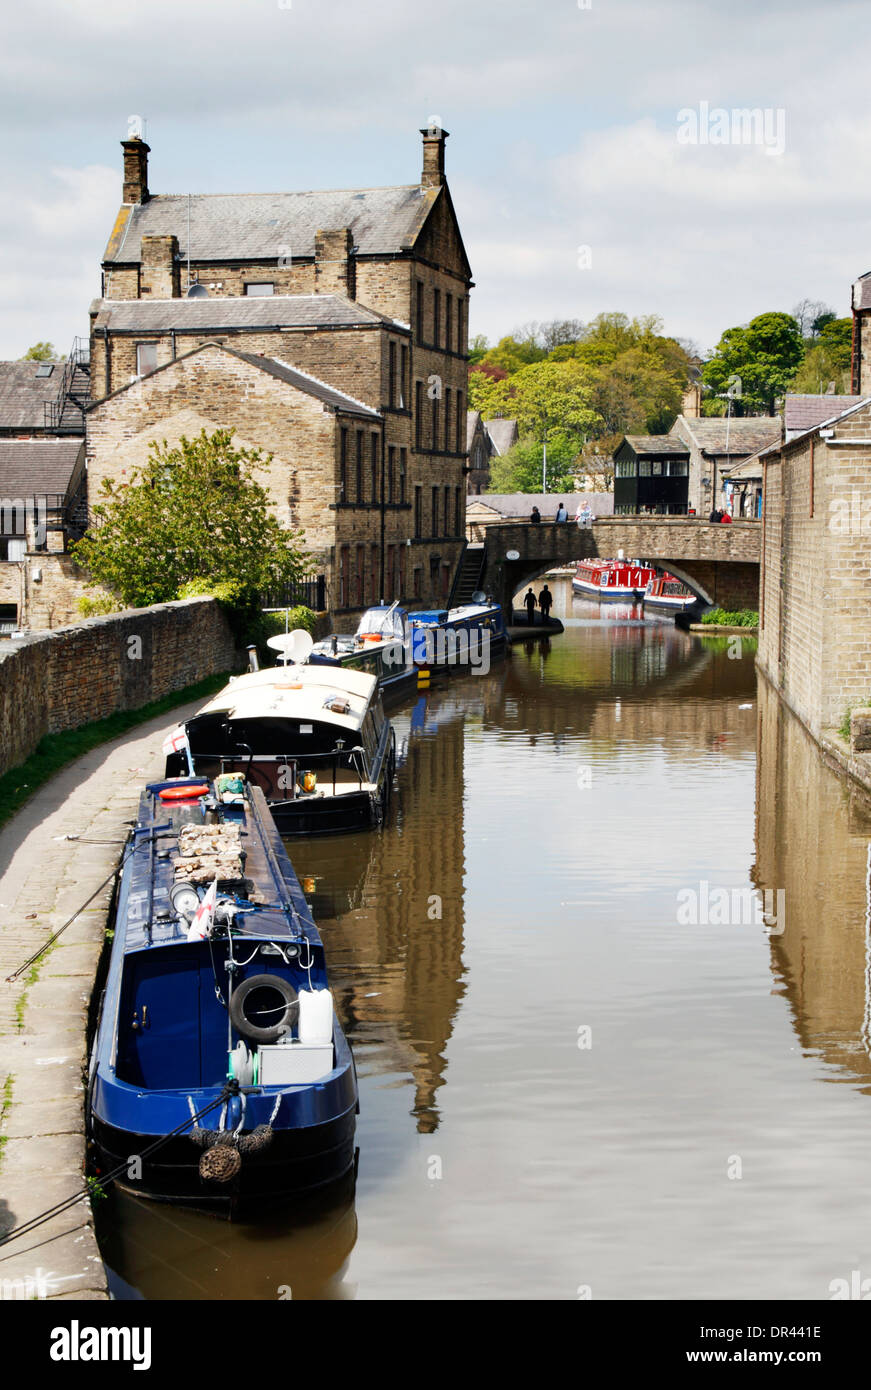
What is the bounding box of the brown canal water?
[97,579,871,1300]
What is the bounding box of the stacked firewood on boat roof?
[173,824,246,886]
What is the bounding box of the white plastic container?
[298,988,334,1043]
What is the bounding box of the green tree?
[789,318,853,395]
[702,312,804,415]
[72,428,304,608]
[487,435,578,493]
[20,341,57,361]
[468,333,489,365]
[479,333,547,373]
[500,358,600,449]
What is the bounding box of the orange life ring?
[159,783,209,801]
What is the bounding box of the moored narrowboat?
[409,600,508,672]
[87,778,358,1211]
[164,665,395,835]
[308,602,417,703]
[572,559,654,602]
[642,571,695,611]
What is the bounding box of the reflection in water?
[97,1170,358,1301]
[755,677,871,1091]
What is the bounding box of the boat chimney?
[247,644,260,672]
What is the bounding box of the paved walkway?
[0,696,206,1301]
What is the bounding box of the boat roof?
[121,781,321,953]
[190,663,378,732]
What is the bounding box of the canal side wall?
[758,402,871,743]
[0,597,239,778]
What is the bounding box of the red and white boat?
[642,571,695,611]
[572,559,654,602]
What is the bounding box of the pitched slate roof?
[90,294,400,333]
[676,415,782,455]
[622,435,690,456]
[853,272,871,311]
[484,418,518,456]
[0,361,66,431]
[784,393,864,439]
[0,438,85,495]
[104,186,440,265]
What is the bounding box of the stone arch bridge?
[465,517,761,618]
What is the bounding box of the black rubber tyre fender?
[229,974,299,1044]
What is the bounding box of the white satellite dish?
[267,629,314,665]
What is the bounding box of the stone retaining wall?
[0,597,238,777]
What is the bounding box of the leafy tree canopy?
[20,341,57,361]
[486,434,578,494]
[702,312,804,414]
[72,428,304,608]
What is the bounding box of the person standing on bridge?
[576,502,593,527]
[530,505,541,524]
[524,588,537,626]
[555,503,568,522]
[538,584,553,623]
[720,508,732,523]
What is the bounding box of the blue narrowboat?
[87,777,358,1210]
[409,601,508,672]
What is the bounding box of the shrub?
[700,608,759,627]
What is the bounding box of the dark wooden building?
[613,436,691,515]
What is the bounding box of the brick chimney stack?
[420,124,449,188]
[122,137,150,205]
[314,228,356,299]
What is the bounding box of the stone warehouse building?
[86,126,474,616]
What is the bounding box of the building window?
[35,363,54,379]
[668,459,688,477]
[387,445,396,504]
[371,545,379,604]
[639,460,652,477]
[0,539,25,562]
[0,602,18,634]
[413,566,422,599]
[456,390,464,453]
[399,448,407,504]
[371,434,379,502]
[414,486,423,538]
[446,294,453,353]
[652,460,662,476]
[445,387,452,452]
[356,430,364,502]
[400,345,408,409]
[339,545,350,607]
[457,298,464,353]
[340,427,348,501]
[355,544,365,606]
[416,280,425,341]
[433,288,441,348]
[136,343,158,377]
[615,459,636,478]
[415,381,423,449]
[389,342,397,407]
[431,486,439,536]
[245,283,274,296]
[455,487,462,535]
[431,392,439,451]
[386,545,396,601]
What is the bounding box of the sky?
[2,0,871,361]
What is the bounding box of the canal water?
[97,577,871,1300]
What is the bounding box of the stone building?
[0,439,88,633]
[670,414,782,516]
[758,394,871,741]
[86,125,473,617]
[465,411,519,495]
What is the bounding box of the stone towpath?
[0,696,207,1301]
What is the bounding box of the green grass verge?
[0,670,233,833]
[0,1073,14,1165]
[700,608,759,627]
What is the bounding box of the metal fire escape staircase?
[448,541,487,608]
[43,338,90,434]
